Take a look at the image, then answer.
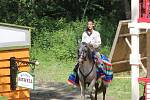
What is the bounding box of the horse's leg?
[102,81,108,100]
[88,78,96,100]
[89,82,98,100]
[79,81,85,100]
[102,86,106,100]
[88,78,96,93]
[94,82,98,100]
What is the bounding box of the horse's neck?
[81,59,94,71]
[79,59,96,80]
[83,60,93,67]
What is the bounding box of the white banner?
[0,25,30,49]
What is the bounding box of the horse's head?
[78,42,93,64]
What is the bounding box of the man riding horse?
[67,19,113,87]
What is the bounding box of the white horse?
[78,42,98,100]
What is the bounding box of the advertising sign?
[17,72,33,89]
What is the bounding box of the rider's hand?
[88,42,93,47]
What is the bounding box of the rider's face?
[87,21,94,31]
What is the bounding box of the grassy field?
[31,49,145,100]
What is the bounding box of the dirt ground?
[30,82,116,100]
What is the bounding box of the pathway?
[31,82,116,100]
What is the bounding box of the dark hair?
[86,19,95,31]
[88,19,94,23]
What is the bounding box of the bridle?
[78,49,87,63]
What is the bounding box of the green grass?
[30,48,145,100]
[34,60,74,83]
[107,78,145,100]
[108,78,131,100]
[30,48,75,83]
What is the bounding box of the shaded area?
[31,89,76,100]
[30,82,116,100]
[31,82,81,100]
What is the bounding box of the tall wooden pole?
[129,0,140,100]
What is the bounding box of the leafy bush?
[31,18,76,60]
[30,18,116,61]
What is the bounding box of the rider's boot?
[73,63,79,73]
[74,63,79,84]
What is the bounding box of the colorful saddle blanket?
[96,54,113,83]
[67,54,113,86]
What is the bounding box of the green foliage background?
[0,0,124,61]
[0,1,138,99]
[30,18,116,61]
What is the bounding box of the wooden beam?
[119,32,147,37]
[112,57,147,65]
[114,77,131,79]
[109,21,122,60]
